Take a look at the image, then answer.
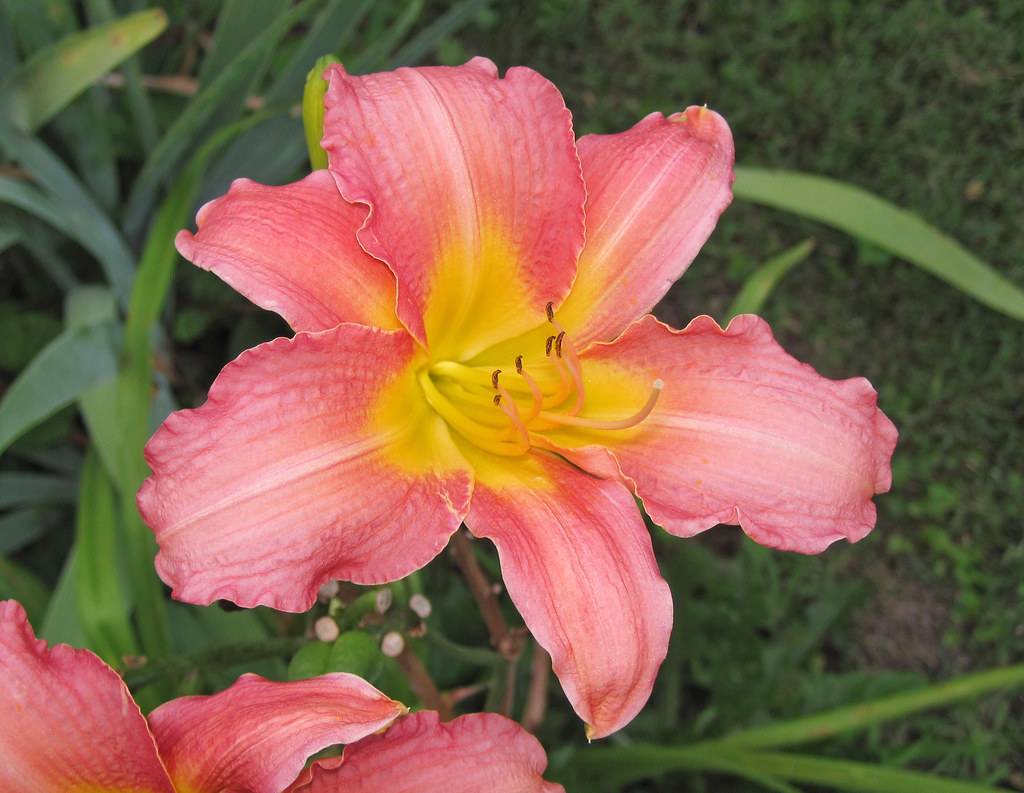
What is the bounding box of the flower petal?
[462,450,672,739]
[298,712,564,793]
[558,108,734,345]
[322,58,585,358]
[138,324,473,611]
[148,672,403,793]
[175,170,400,333]
[0,600,174,793]
[558,314,898,553]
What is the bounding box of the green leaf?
[289,631,387,682]
[733,167,1024,321]
[386,0,489,68]
[0,320,118,456]
[0,508,61,554]
[726,239,816,320]
[714,662,1024,750]
[124,2,315,236]
[0,126,135,306]
[722,751,1009,793]
[40,546,88,647]
[0,473,76,510]
[0,555,51,626]
[74,448,138,663]
[351,0,424,73]
[1,8,167,132]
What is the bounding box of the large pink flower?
[141,58,897,739]
[0,600,562,793]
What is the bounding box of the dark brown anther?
[491,369,501,389]
[545,335,556,356]
[514,355,524,373]
[493,394,502,406]
[555,331,566,358]
[545,302,555,323]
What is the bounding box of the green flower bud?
[302,54,341,171]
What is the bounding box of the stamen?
[545,335,556,357]
[545,307,585,415]
[545,301,555,322]
[419,372,522,451]
[554,331,565,358]
[515,356,544,421]
[495,383,532,452]
[539,379,664,430]
[491,369,501,389]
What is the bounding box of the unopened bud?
[302,54,341,170]
[317,579,340,602]
[380,631,405,658]
[409,593,432,619]
[374,588,393,614]
[314,616,340,643]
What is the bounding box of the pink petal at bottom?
[299,711,564,792]
[0,600,174,793]
[148,672,404,793]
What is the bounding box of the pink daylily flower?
[140,58,897,739]
[0,600,562,793]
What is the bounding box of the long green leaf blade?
[2,8,167,132]
[733,168,1024,321]
[124,2,314,236]
[715,662,1024,750]
[726,239,816,320]
[0,323,117,456]
[75,448,138,663]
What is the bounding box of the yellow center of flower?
[419,304,663,456]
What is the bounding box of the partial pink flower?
[146,58,897,739]
[0,599,401,793]
[290,711,563,793]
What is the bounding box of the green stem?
[423,628,502,667]
[121,637,306,691]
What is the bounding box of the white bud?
[409,593,432,619]
[317,580,340,601]
[374,588,393,614]
[314,616,340,643]
[380,631,405,658]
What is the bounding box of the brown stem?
[395,644,452,721]
[450,530,511,653]
[521,643,551,733]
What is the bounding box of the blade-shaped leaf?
[726,239,816,320]
[733,167,1024,321]
[74,448,138,663]
[1,8,167,132]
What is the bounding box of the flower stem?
[120,637,306,691]
[450,529,512,654]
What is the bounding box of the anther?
[555,331,566,358]
[545,335,556,356]
[493,394,502,406]
[545,302,555,322]
[491,369,501,389]
[514,355,523,373]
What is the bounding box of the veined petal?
[322,58,585,358]
[462,450,672,739]
[298,712,564,793]
[559,108,734,345]
[138,324,473,612]
[149,672,403,793]
[175,170,400,333]
[557,314,898,553]
[0,600,174,793]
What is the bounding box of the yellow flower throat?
[419,303,663,456]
